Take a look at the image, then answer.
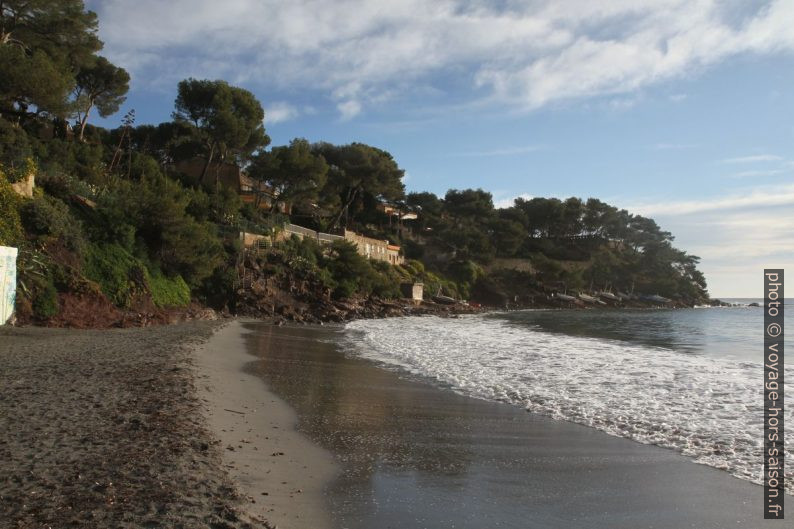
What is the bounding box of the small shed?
[1,246,18,325]
[401,282,423,304]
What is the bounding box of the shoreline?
[193,320,338,529]
[234,320,786,529]
[2,316,780,528]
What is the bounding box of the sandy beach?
[2,319,790,528]
[0,322,264,529]
[193,321,338,529]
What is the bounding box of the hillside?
[0,1,709,327]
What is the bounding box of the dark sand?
[0,322,265,529]
[241,322,790,529]
[2,320,786,528]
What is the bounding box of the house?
[343,230,404,265]
[378,202,418,221]
[386,244,402,265]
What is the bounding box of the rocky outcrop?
[233,250,481,324]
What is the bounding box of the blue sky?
[87,0,794,297]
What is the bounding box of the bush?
[145,269,191,308]
[32,275,59,319]
[0,118,33,182]
[20,195,86,252]
[36,169,97,201]
[82,242,144,308]
[402,259,425,276]
[369,260,402,298]
[115,174,225,286]
[0,173,24,246]
[17,251,60,320]
[199,265,237,310]
[323,240,376,299]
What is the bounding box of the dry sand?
[193,320,338,529]
[0,322,266,529]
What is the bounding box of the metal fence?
[284,223,344,244]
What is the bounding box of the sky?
[85,0,794,298]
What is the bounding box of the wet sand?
[240,322,790,529]
[194,321,338,529]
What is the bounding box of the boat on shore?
[432,294,457,305]
[599,291,621,303]
[554,293,577,302]
[578,293,606,305]
[641,294,672,304]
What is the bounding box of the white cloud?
[494,193,534,209]
[721,154,783,163]
[337,100,362,121]
[731,169,786,178]
[626,184,794,296]
[91,0,794,116]
[266,101,300,124]
[629,183,794,216]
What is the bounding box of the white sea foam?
[344,314,792,492]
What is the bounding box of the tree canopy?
[312,142,405,229]
[173,78,269,184]
[0,0,102,117]
[73,56,129,140]
[248,138,328,213]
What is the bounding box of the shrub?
[370,260,402,298]
[32,274,59,319]
[145,269,191,308]
[20,195,86,252]
[17,251,60,320]
[402,259,425,276]
[323,240,375,299]
[0,172,24,246]
[114,174,225,286]
[82,242,144,308]
[0,118,33,182]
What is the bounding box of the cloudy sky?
[86,0,794,297]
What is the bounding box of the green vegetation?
[81,243,144,308]
[145,270,191,308]
[400,191,707,300]
[0,1,708,324]
[0,172,24,246]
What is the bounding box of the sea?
[343,299,792,493]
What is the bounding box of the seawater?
[343,299,792,492]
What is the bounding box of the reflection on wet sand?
[246,324,476,476]
[243,322,784,529]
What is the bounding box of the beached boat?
[578,293,606,305]
[599,291,621,302]
[641,294,672,304]
[554,293,577,302]
[432,294,457,305]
